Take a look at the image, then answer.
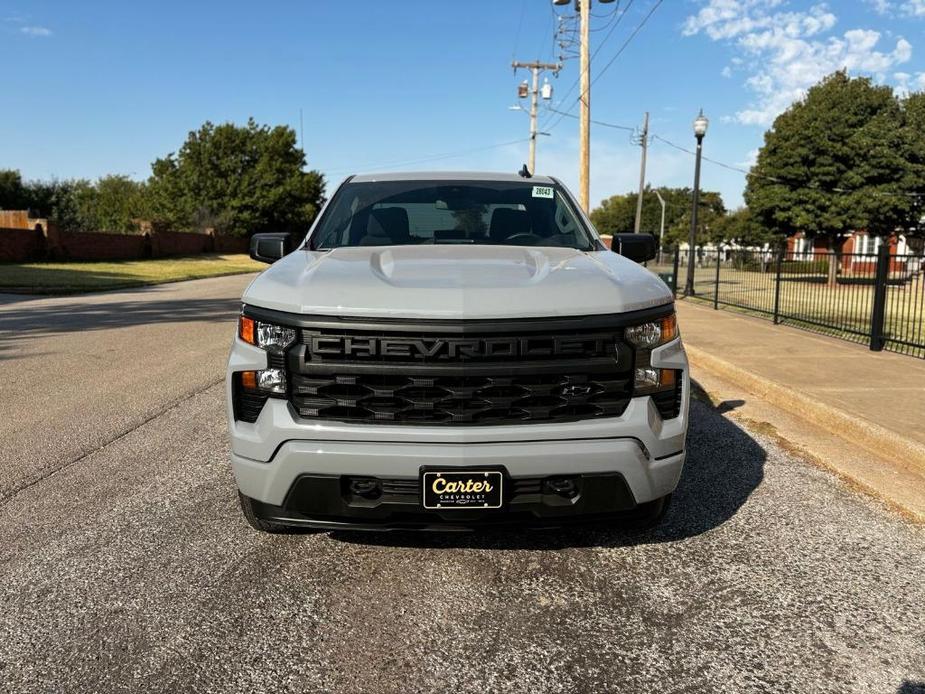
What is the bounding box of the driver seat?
[488,208,531,243]
[359,207,411,246]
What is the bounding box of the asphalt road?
[1,276,924,694]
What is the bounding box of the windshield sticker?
[532,185,554,199]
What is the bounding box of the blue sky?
[2,0,924,209]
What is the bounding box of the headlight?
[627,313,682,420]
[625,313,677,349]
[238,316,296,352]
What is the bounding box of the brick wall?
[0,221,254,262]
[151,230,212,257]
[57,231,148,260]
[213,234,250,254]
[0,227,45,262]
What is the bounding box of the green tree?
[665,191,727,246]
[899,90,925,242]
[76,175,148,232]
[0,170,28,210]
[22,178,92,231]
[745,71,910,280]
[710,207,780,247]
[147,118,325,237]
[590,186,726,247]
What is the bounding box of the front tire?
[238,492,290,534]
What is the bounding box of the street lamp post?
[654,189,666,259]
[684,109,709,296]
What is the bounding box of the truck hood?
[242,245,672,319]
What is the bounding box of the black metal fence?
[650,246,925,359]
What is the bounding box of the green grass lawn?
[0,254,266,294]
[650,261,925,357]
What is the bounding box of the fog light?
[257,368,286,394]
[545,477,578,498]
[349,478,382,498]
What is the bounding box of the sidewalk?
[676,299,925,519]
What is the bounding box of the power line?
[591,2,622,20]
[590,1,623,30]
[540,0,634,132]
[546,0,657,135]
[652,134,925,198]
[542,106,635,132]
[511,0,527,60]
[582,0,663,104]
[652,135,754,177]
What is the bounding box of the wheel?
[238,491,290,534]
[626,493,672,530]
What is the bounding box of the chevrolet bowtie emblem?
[561,384,593,397]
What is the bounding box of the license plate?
[422,470,504,510]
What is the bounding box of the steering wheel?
[504,232,541,243]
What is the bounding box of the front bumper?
[244,470,670,531]
[227,336,690,528]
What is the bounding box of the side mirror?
[250,233,293,264]
[610,233,656,263]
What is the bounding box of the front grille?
[291,372,631,424]
[286,321,635,426]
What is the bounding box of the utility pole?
[578,0,591,211]
[553,0,616,208]
[512,61,561,174]
[633,111,650,234]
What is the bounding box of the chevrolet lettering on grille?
[309,335,612,360]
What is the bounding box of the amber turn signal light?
[239,316,256,345]
[660,314,678,343]
[240,370,258,390]
[659,369,676,387]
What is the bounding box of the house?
[787,231,915,273]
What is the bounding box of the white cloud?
[895,70,925,94]
[736,148,760,168]
[20,25,52,37]
[684,1,914,125]
[867,0,894,14]
[863,0,925,16]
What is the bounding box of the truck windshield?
[308,180,597,251]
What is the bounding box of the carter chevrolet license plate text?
[422,471,503,510]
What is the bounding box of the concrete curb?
[685,344,925,476]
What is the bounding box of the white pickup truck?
[226,171,689,532]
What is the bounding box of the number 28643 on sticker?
[532,186,554,199]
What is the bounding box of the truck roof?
[349,171,557,184]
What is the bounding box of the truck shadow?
[329,391,767,550]
[0,290,242,361]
